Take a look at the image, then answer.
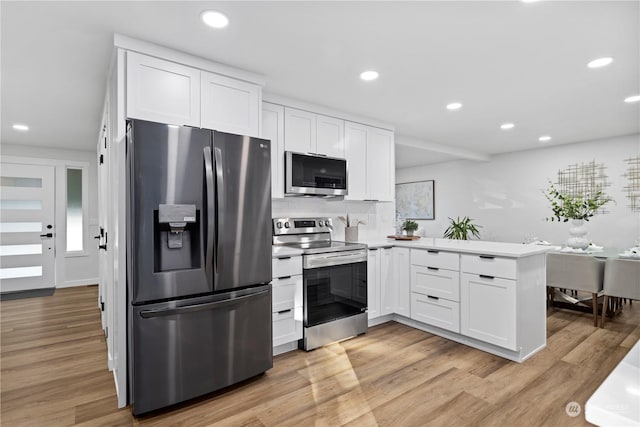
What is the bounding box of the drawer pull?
[427,295,439,300]
[479,274,495,280]
[427,250,439,254]
[427,267,439,271]
[479,255,495,260]
[277,275,292,280]
[368,248,378,251]
[277,309,292,314]
[277,256,292,260]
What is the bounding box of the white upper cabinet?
[345,121,394,202]
[367,127,394,202]
[284,107,345,157]
[126,51,200,126]
[316,115,345,158]
[344,122,368,200]
[284,107,316,153]
[201,71,261,137]
[262,102,285,198]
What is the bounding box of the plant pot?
[345,226,358,242]
[566,219,589,249]
[405,230,414,237]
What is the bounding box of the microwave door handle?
[203,146,214,276]
[214,146,225,275]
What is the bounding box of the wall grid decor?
[555,160,611,215]
[623,156,640,212]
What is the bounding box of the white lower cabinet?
[272,256,303,349]
[393,247,411,317]
[410,249,460,333]
[460,272,517,350]
[367,246,394,320]
[411,293,460,333]
[367,249,380,319]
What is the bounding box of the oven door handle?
[304,251,367,269]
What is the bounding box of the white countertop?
[586,340,640,426]
[271,245,303,258]
[355,237,552,258]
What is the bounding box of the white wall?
[0,144,99,287]
[273,198,395,241]
[396,134,640,249]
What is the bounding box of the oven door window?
[303,261,367,327]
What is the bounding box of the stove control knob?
[318,220,324,227]
[284,222,290,228]
[276,221,283,229]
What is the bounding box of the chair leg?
[592,293,598,327]
[601,295,609,328]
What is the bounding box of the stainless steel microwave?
[285,151,348,197]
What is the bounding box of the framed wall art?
[396,180,435,220]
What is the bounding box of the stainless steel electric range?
[273,217,368,350]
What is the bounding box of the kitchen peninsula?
[360,238,551,362]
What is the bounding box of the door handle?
[203,146,214,276]
[139,289,269,318]
[98,244,107,251]
[40,233,53,238]
[214,146,225,275]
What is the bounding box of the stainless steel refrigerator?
[126,119,273,415]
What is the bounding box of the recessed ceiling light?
[521,0,539,3]
[624,95,640,103]
[539,135,552,142]
[201,10,229,28]
[12,123,29,131]
[500,123,515,130]
[360,71,379,81]
[587,57,613,68]
[446,102,462,110]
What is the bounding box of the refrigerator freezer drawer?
[130,285,273,415]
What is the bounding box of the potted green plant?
[544,181,612,249]
[443,216,481,240]
[402,220,419,236]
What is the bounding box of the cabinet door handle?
[479,255,495,260]
[276,276,292,280]
[368,248,378,251]
[479,274,495,280]
[427,267,439,271]
[277,256,291,260]
[277,309,293,314]
[427,250,439,254]
[427,295,439,300]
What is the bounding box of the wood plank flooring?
[1,286,638,426]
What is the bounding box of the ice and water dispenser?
[154,204,201,272]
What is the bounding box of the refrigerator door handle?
[203,146,214,276]
[214,146,225,275]
[139,290,269,318]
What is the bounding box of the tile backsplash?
[272,198,395,241]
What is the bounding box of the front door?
[0,163,56,293]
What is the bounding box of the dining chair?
[601,258,640,328]
[546,252,605,326]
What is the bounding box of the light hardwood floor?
[1,286,638,426]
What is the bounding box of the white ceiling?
[2,1,638,168]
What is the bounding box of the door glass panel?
[0,222,42,233]
[0,244,42,256]
[66,168,83,251]
[303,262,367,327]
[0,200,42,210]
[0,266,43,279]
[0,177,42,188]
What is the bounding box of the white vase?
[566,219,589,249]
[345,226,358,242]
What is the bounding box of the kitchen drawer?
[461,254,516,280]
[272,275,302,312]
[411,249,459,270]
[411,265,460,301]
[273,306,302,347]
[272,256,302,278]
[410,292,460,333]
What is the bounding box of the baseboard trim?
[59,278,99,288]
[0,287,55,301]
